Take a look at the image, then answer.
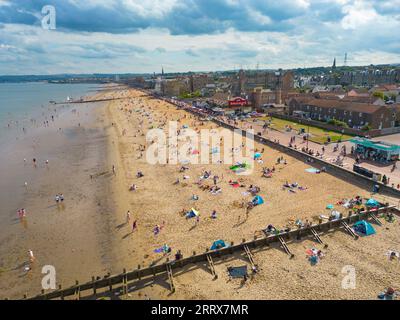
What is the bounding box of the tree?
[373,91,385,100]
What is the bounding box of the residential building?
[288,97,397,129]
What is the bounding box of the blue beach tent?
[252,195,264,206]
[353,220,376,236]
[210,239,227,250]
[366,198,379,207]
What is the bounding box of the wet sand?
[0,89,124,299]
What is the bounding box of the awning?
[350,138,400,153]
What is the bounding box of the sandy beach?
[102,88,400,300]
[1,86,399,300]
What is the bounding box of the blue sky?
[0,0,399,75]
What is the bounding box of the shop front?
[350,138,400,163]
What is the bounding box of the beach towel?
[306,168,320,173]
[326,204,334,210]
[228,266,248,278]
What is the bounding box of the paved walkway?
[219,116,400,190]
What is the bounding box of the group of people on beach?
[17,208,27,219]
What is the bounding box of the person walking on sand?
[112,165,116,175]
[126,210,131,224]
[132,220,137,233]
[28,250,35,264]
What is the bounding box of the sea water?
[0,82,96,145]
[0,82,97,225]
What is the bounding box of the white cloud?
[0,0,399,74]
[341,0,379,30]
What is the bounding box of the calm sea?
[0,82,97,142]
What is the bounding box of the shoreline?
[0,88,123,299]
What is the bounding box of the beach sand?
[1,86,399,300]
[102,88,400,300]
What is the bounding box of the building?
[288,97,397,129]
[350,137,400,163]
[231,69,294,96]
[249,88,276,109]
[189,74,215,93]
[228,97,249,107]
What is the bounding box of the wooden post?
[123,269,128,296]
[75,280,81,300]
[108,273,112,292]
[92,276,97,297]
[59,285,64,300]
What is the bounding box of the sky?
[0,0,399,75]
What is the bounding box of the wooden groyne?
[25,205,397,300]
[54,97,127,105]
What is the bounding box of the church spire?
[332,57,336,70]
